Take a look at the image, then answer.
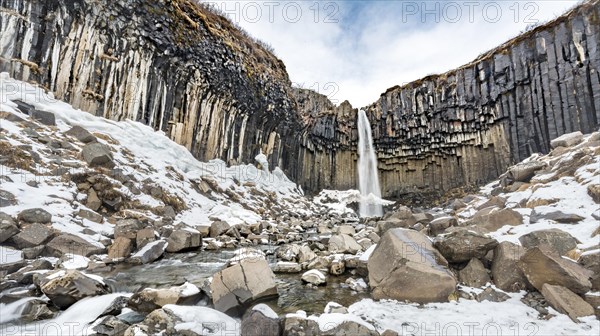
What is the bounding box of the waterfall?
[357,109,383,217]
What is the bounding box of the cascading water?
[357,109,383,217]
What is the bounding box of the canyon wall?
[1,0,599,199]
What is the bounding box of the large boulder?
[329,234,362,254]
[550,131,584,149]
[491,242,528,292]
[17,208,52,224]
[530,207,585,224]
[46,234,106,257]
[465,207,523,231]
[114,219,142,240]
[518,246,592,294]
[541,284,594,321]
[40,270,109,309]
[108,237,133,260]
[428,216,457,236]
[579,251,600,291]
[376,218,414,236]
[458,258,491,287]
[82,142,114,167]
[210,259,278,315]
[0,189,17,207]
[507,161,546,183]
[434,230,498,263]
[65,125,96,143]
[368,229,456,303]
[210,221,231,237]
[166,229,202,253]
[241,304,281,336]
[10,223,53,249]
[0,216,19,243]
[518,229,578,256]
[128,282,201,313]
[129,240,167,264]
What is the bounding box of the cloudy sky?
[203,1,582,107]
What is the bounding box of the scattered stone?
[346,277,368,292]
[328,234,362,254]
[579,251,600,291]
[466,207,523,231]
[530,207,585,224]
[369,229,456,303]
[376,218,414,235]
[108,237,133,260]
[273,262,302,273]
[491,242,528,292]
[17,208,51,224]
[136,228,156,249]
[99,296,129,317]
[211,259,278,315]
[65,125,96,143]
[0,189,17,207]
[0,216,19,243]
[550,131,584,149]
[324,302,348,314]
[518,246,592,294]
[92,315,130,336]
[40,270,109,309]
[128,282,201,313]
[241,304,281,336]
[518,229,578,256]
[20,299,56,322]
[458,258,491,287]
[476,287,510,302]
[284,315,320,336]
[334,225,355,235]
[114,219,142,240]
[302,269,327,286]
[297,245,317,263]
[210,220,231,237]
[30,109,56,126]
[434,229,498,263]
[82,142,114,167]
[78,209,103,223]
[129,240,167,264]
[428,216,457,236]
[507,161,546,182]
[166,229,202,253]
[329,259,345,276]
[46,234,106,257]
[321,320,379,336]
[587,184,600,203]
[541,284,594,321]
[86,189,102,211]
[10,223,53,249]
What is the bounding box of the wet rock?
[40,270,110,309]
[518,246,592,294]
[210,220,231,237]
[241,304,281,336]
[17,208,52,224]
[20,299,57,322]
[550,131,584,149]
[518,229,578,256]
[541,284,594,321]
[458,258,491,287]
[273,262,302,273]
[82,142,114,167]
[434,229,498,263]
[369,228,456,303]
[530,207,585,224]
[129,240,167,264]
[328,234,362,254]
[99,296,129,317]
[491,242,528,292]
[476,287,510,302]
[211,259,278,315]
[10,223,53,249]
[108,237,133,260]
[65,125,96,144]
[128,282,201,313]
[46,234,106,257]
[302,269,327,286]
[91,315,130,336]
[321,320,379,336]
[166,229,202,253]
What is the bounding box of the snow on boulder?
[551,131,584,149]
[163,304,240,336]
[241,304,281,336]
[128,282,201,313]
[368,228,456,303]
[40,270,110,309]
[210,259,278,315]
[302,270,327,286]
[129,240,168,264]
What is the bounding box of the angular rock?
[78,209,103,223]
[550,131,584,149]
[40,270,109,309]
[491,242,528,292]
[284,315,320,336]
[334,225,355,235]
[86,189,102,212]
[114,219,142,240]
[368,229,456,303]
[376,218,414,235]
[428,216,457,236]
[276,244,301,261]
[458,258,491,287]
[330,259,345,276]
[0,189,17,207]
[65,125,96,143]
[518,246,592,294]
[108,237,133,259]
[434,229,498,263]
[302,269,327,286]
[321,320,379,336]
[588,184,600,203]
[10,223,53,249]
[30,109,56,126]
[328,234,362,254]
[129,240,167,264]
[518,229,578,256]
[135,227,156,248]
[541,284,594,321]
[530,207,585,224]
[507,160,546,182]
[17,208,52,224]
[91,315,129,336]
[476,287,510,302]
[241,304,281,336]
[211,259,278,315]
[0,216,19,243]
[20,299,56,322]
[166,229,202,253]
[46,234,106,257]
[579,251,600,291]
[82,142,113,167]
[210,220,231,237]
[273,262,302,273]
[128,282,201,313]
[466,207,523,231]
[297,245,317,263]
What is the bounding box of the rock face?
[368,229,457,303]
[210,259,278,315]
[518,246,592,294]
[1,0,599,197]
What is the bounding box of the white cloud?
[203,1,582,107]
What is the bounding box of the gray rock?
[550,131,584,149]
[328,234,362,254]
[530,208,585,224]
[491,242,528,292]
[46,234,106,257]
[40,270,110,309]
[210,221,231,237]
[368,228,456,303]
[10,223,53,249]
[78,209,103,223]
[0,215,19,243]
[108,237,133,260]
[135,228,156,249]
[31,109,56,126]
[476,287,510,302]
[518,229,578,255]
[0,189,17,207]
[465,207,523,231]
[434,229,498,263]
[507,160,546,182]
[458,258,491,287]
[18,208,52,224]
[65,125,96,143]
[428,216,457,236]
[82,142,113,167]
[241,304,281,336]
[129,240,167,264]
[579,250,600,291]
[114,219,142,240]
[86,189,102,212]
[273,262,302,273]
[542,284,594,321]
[128,283,201,313]
[283,316,320,336]
[166,229,202,253]
[91,315,130,336]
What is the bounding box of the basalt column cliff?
[1,0,600,198]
